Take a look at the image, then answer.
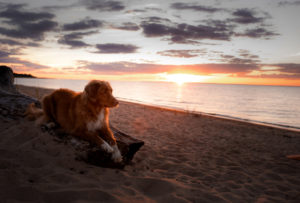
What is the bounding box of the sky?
[0,0,300,86]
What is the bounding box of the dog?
[26,80,122,163]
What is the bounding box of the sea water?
[15,78,300,130]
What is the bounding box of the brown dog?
[27,80,122,162]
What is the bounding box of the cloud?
[157,49,207,58]
[170,2,221,13]
[278,1,300,6]
[0,4,54,22]
[246,64,300,79]
[95,43,139,53]
[218,54,261,64]
[0,38,39,47]
[111,22,140,31]
[236,28,278,39]
[125,7,163,14]
[81,0,125,11]
[0,20,58,40]
[0,49,10,58]
[58,31,97,48]
[275,63,300,74]
[79,61,300,79]
[63,18,104,31]
[63,18,103,31]
[0,4,57,40]
[214,49,261,64]
[0,38,25,46]
[238,49,260,59]
[139,8,275,44]
[142,17,172,23]
[141,19,234,44]
[231,9,264,24]
[78,61,262,77]
[79,61,172,74]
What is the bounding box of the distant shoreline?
[14,73,36,78]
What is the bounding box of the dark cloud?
[216,49,261,64]
[125,7,164,14]
[125,9,147,13]
[157,49,207,58]
[95,43,139,54]
[0,38,24,46]
[111,22,140,31]
[231,9,264,24]
[274,63,300,74]
[139,9,276,44]
[236,28,278,39]
[141,19,234,44]
[245,64,300,79]
[143,17,172,23]
[63,18,104,31]
[278,1,300,6]
[218,54,261,64]
[238,49,260,59]
[0,4,54,22]
[81,0,125,11]
[170,2,221,13]
[0,4,57,40]
[0,3,25,10]
[0,49,10,58]
[0,38,39,47]
[0,20,58,40]
[141,23,170,37]
[58,31,97,48]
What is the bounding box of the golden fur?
[26,80,122,162]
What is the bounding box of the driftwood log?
[0,66,144,168]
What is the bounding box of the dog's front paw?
[101,141,114,153]
[111,145,122,163]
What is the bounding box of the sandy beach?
[0,85,300,202]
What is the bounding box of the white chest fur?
[87,109,105,132]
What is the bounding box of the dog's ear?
[84,81,100,102]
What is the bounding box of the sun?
[163,73,207,85]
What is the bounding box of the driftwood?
[0,66,144,168]
[43,124,144,168]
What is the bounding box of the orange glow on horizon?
[9,67,300,87]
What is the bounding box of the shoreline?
[16,84,300,133]
[119,98,300,133]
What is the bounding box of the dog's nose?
[113,99,119,107]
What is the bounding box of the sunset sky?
[0,0,300,86]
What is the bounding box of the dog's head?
[84,80,119,107]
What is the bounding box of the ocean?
[14,78,300,130]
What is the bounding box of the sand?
[0,85,300,202]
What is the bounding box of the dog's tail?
[24,102,44,121]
